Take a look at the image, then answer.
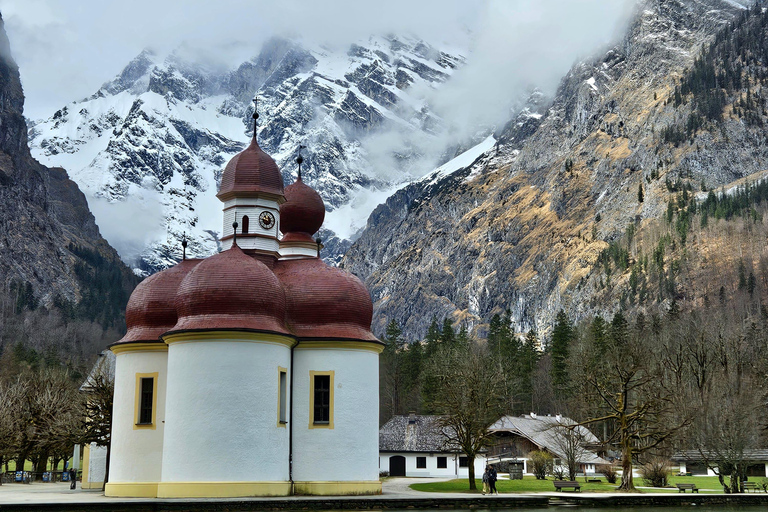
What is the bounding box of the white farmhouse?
[379,415,487,478]
[104,124,383,498]
[488,414,608,475]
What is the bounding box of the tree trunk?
[34,452,48,481]
[103,442,111,491]
[467,454,476,490]
[618,425,635,491]
[718,473,730,493]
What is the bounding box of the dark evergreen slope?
[0,13,137,333]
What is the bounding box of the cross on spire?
[251,97,259,136]
[296,144,306,180]
[181,234,188,261]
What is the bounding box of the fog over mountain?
[3,0,634,272]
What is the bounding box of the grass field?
[4,460,74,472]
[409,475,760,494]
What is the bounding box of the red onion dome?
[114,259,201,345]
[217,137,284,201]
[280,176,325,238]
[169,245,289,335]
[274,258,379,342]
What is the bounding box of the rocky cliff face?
[342,0,757,340]
[29,36,466,272]
[0,13,134,312]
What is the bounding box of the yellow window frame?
[308,370,334,429]
[134,372,158,430]
[277,366,288,427]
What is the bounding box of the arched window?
[241,215,249,234]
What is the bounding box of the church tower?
[217,101,284,261]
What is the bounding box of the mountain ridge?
[342,0,759,341]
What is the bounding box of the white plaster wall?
[109,350,167,483]
[292,347,379,482]
[221,201,280,251]
[379,453,464,478]
[88,444,108,484]
[278,246,317,259]
[161,339,290,483]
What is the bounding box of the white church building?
[104,116,383,498]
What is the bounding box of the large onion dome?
[280,175,325,241]
[114,259,201,345]
[275,257,378,342]
[169,245,289,335]
[217,137,284,201]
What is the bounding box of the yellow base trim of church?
[296,340,385,354]
[104,482,159,497]
[111,342,168,355]
[80,481,104,489]
[156,481,292,498]
[293,480,382,495]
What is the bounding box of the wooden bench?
[553,480,581,492]
[743,481,759,492]
[676,483,699,493]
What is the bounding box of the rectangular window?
[416,457,427,469]
[309,371,334,428]
[437,457,447,469]
[314,375,330,423]
[134,372,158,429]
[459,457,468,468]
[139,378,153,424]
[278,368,288,426]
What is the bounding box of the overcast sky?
[2,0,635,121]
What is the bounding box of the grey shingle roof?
[672,449,768,462]
[80,351,116,392]
[379,415,460,452]
[490,414,608,465]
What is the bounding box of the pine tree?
[638,183,644,203]
[748,271,757,296]
[385,319,404,349]
[550,310,574,395]
[515,330,540,413]
[457,324,471,346]
[441,318,456,344]
[609,311,629,345]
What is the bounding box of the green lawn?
[410,475,617,493]
[409,475,756,494]
[4,459,74,472]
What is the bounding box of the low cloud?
[86,186,165,266]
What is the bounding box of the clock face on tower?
[259,211,276,230]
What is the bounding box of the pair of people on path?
[482,465,498,495]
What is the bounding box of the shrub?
[599,464,619,484]
[529,451,554,480]
[640,458,672,487]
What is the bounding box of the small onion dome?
[280,176,325,239]
[169,244,289,335]
[217,138,284,201]
[114,259,202,345]
[275,258,378,342]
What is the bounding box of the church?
[104,113,383,498]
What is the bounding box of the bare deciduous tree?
[424,341,507,490]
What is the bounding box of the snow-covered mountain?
[29,35,467,273]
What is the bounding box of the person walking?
[68,468,76,490]
[489,465,498,495]
[482,466,490,495]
